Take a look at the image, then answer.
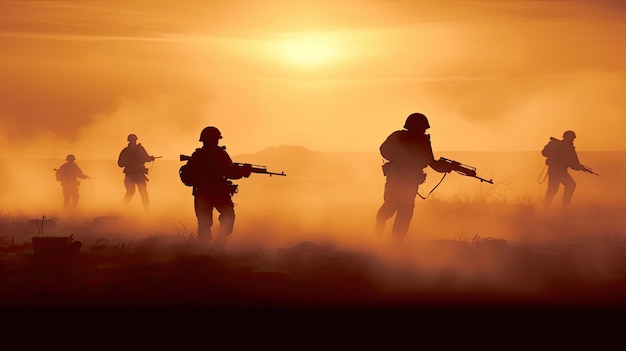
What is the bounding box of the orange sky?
[1,0,625,159]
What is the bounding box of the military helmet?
[127,133,138,141]
[404,113,430,131]
[66,154,76,162]
[200,126,222,141]
[563,130,576,140]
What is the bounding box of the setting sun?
[274,34,340,66]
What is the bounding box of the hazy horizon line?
[3,147,625,162]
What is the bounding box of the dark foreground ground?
[2,230,626,348]
[4,306,624,348]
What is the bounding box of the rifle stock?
[439,157,493,184]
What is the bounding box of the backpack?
[55,164,66,182]
[179,150,201,187]
[541,137,560,159]
[179,163,196,187]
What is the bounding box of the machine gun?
[439,157,493,184]
[234,162,286,177]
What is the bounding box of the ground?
[1,212,625,347]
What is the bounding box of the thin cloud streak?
[0,32,180,42]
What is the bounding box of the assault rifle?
[234,162,286,177]
[179,155,286,177]
[53,169,95,179]
[439,157,493,184]
[582,165,599,176]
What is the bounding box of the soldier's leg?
[392,198,416,241]
[391,182,418,241]
[376,204,396,233]
[62,186,71,211]
[123,176,135,204]
[136,179,149,211]
[561,172,576,208]
[194,195,214,242]
[376,205,396,234]
[215,192,235,235]
[544,170,561,207]
[376,178,399,233]
[213,194,235,250]
[216,205,235,236]
[70,187,79,211]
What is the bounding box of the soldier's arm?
[117,149,126,167]
[429,159,452,173]
[569,148,585,171]
[219,150,248,179]
[426,136,452,173]
[78,167,89,179]
[139,145,155,162]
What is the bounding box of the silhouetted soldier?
[55,154,89,213]
[182,127,251,249]
[542,130,594,208]
[117,133,156,212]
[375,113,453,242]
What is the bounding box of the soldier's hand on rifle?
[230,163,252,179]
[582,165,599,176]
[443,162,455,173]
[241,164,252,178]
[434,158,455,173]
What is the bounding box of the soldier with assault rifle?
[375,113,493,243]
[179,126,285,250]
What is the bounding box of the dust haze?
[1,0,626,306]
[2,145,626,305]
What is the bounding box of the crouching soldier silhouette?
[180,126,252,249]
[55,154,90,213]
[375,113,453,242]
[541,130,597,209]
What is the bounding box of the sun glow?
[275,34,340,66]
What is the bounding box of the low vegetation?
[1,203,625,309]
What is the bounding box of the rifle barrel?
[476,176,494,184]
[250,168,286,176]
[268,171,286,176]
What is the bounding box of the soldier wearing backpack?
[181,126,251,249]
[375,113,454,242]
[55,154,90,213]
[117,133,157,213]
[541,130,595,208]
